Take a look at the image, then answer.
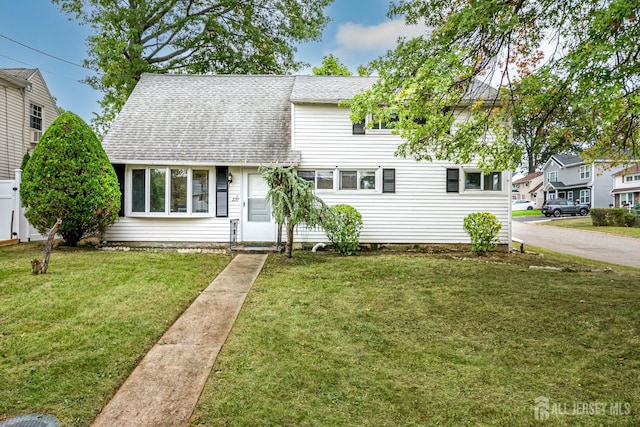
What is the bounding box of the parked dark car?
[541,199,590,217]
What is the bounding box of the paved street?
[512,220,640,269]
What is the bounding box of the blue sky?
[0,0,426,124]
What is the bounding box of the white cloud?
[334,18,429,55]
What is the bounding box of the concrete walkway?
[512,220,640,268]
[92,254,267,427]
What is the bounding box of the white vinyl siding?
[0,70,59,179]
[291,103,510,244]
[104,166,242,242]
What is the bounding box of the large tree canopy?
[312,54,352,76]
[350,0,639,170]
[53,0,333,133]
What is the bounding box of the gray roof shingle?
[290,75,377,103]
[103,74,300,165]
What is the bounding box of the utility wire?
[0,33,87,69]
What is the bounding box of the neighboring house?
[0,68,59,242]
[512,172,543,207]
[541,154,627,208]
[0,68,59,179]
[611,164,640,208]
[101,74,512,247]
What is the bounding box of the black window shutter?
[216,166,228,217]
[352,120,365,135]
[446,168,460,193]
[382,168,395,193]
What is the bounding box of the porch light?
[227,172,233,183]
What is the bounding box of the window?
[30,103,42,130]
[129,167,213,215]
[567,190,573,202]
[370,113,398,130]
[465,172,482,190]
[340,170,377,190]
[297,170,334,190]
[579,165,590,180]
[625,174,640,182]
[620,193,634,207]
[547,171,557,182]
[460,170,502,191]
[579,189,591,205]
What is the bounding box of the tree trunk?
[42,218,62,274]
[285,223,294,258]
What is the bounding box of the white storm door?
[242,172,276,242]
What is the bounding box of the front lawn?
[0,243,231,426]
[192,252,640,426]
[512,208,543,217]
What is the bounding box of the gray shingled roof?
[103,74,300,165]
[0,68,35,88]
[290,75,377,104]
[552,154,584,166]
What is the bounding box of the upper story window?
[624,174,640,182]
[340,170,376,190]
[547,171,557,182]
[370,113,398,131]
[129,167,213,216]
[579,165,590,180]
[30,103,42,130]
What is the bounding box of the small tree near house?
[21,112,121,250]
[260,166,326,258]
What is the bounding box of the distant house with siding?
[512,172,543,207]
[0,68,59,179]
[100,74,513,248]
[541,154,628,208]
[611,164,640,208]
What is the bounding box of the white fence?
[0,169,45,242]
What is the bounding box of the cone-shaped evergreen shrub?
[21,112,120,246]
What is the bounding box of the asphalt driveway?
[512,219,640,269]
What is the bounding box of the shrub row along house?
[102,74,515,248]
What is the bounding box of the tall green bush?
[322,204,363,255]
[463,212,502,255]
[21,112,121,246]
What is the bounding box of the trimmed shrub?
[591,208,637,227]
[322,204,363,255]
[463,212,502,255]
[21,112,121,246]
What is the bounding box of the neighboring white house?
[611,164,640,209]
[541,154,630,208]
[0,68,59,179]
[0,68,59,242]
[101,74,512,248]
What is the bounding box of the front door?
[242,171,276,242]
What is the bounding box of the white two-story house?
[611,164,640,208]
[101,74,513,248]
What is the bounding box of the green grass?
[544,217,640,238]
[512,208,543,217]
[0,242,231,426]
[191,252,640,426]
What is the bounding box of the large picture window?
[129,167,213,215]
